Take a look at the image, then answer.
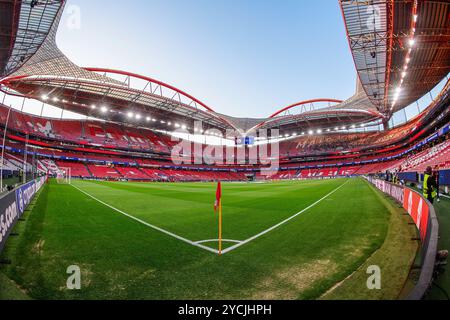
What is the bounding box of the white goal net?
[56,168,72,184]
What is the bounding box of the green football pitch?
[0,178,418,300]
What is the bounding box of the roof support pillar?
[383,119,390,131]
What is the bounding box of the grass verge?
[320,181,418,300]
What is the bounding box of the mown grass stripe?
[221,180,350,254]
[71,184,220,255]
[73,180,349,255]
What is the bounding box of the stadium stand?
[55,161,91,178]
[115,167,149,180]
[1,105,449,183]
[395,141,450,172]
[0,104,438,161]
[87,164,122,179]
[1,127,449,182]
[0,105,174,154]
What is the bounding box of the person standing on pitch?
[434,165,441,203]
[423,166,437,204]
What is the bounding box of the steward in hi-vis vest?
[423,166,437,204]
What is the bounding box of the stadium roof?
[0,0,64,78]
[340,0,450,115]
[0,1,448,136]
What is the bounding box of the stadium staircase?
[138,167,152,179]
[84,163,93,177]
[37,160,48,173]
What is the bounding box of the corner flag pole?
[219,199,223,255]
[214,181,223,256]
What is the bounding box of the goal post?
[56,167,72,184]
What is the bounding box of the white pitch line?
[71,179,349,256]
[71,184,219,255]
[221,180,350,254]
[195,239,243,245]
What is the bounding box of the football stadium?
[0,0,449,305]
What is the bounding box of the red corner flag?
[214,182,222,212]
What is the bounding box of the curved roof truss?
[245,98,384,134]
[341,0,450,116]
[0,72,239,131]
[0,0,65,78]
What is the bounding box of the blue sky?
[56,0,357,118]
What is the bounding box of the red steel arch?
[268,98,344,119]
[247,98,384,133]
[1,69,241,131]
[83,68,240,131]
[84,68,216,113]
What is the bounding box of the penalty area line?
[221,179,351,255]
[71,184,220,255]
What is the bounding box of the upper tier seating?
[386,140,450,173]
[278,116,423,157]
[0,104,175,154]
[0,103,430,159]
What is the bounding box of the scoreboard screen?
[235,136,255,146]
